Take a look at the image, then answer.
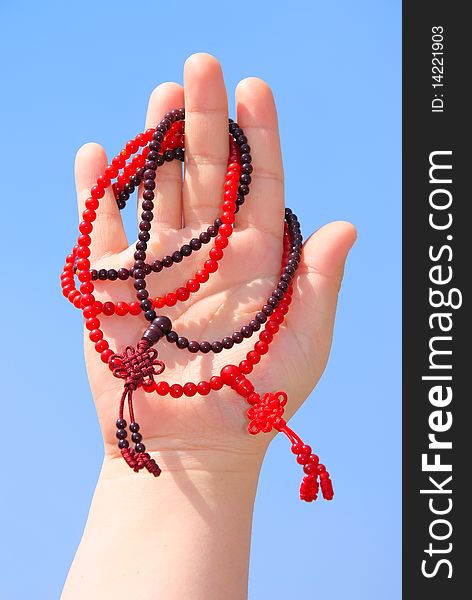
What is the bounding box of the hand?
[74,53,356,473]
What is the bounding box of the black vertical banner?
[403,3,469,598]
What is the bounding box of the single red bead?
[112,155,125,169]
[303,463,317,475]
[79,221,93,234]
[153,297,165,309]
[183,382,197,397]
[105,165,118,179]
[196,269,209,283]
[156,381,170,396]
[91,185,105,199]
[204,259,218,273]
[95,339,109,353]
[219,224,233,237]
[309,454,320,465]
[220,365,240,386]
[93,300,103,314]
[291,443,303,454]
[259,330,273,344]
[301,444,312,455]
[239,360,253,375]
[186,279,200,293]
[222,200,236,212]
[81,293,95,307]
[224,180,238,192]
[170,384,183,398]
[83,306,96,319]
[61,274,73,285]
[297,453,310,465]
[129,301,141,315]
[62,285,74,297]
[270,312,284,325]
[215,235,228,249]
[135,133,146,147]
[176,287,190,301]
[77,246,90,258]
[115,302,129,316]
[209,376,223,390]
[223,190,237,203]
[266,321,279,334]
[78,270,92,282]
[85,197,99,210]
[80,282,93,294]
[221,211,235,224]
[89,329,103,342]
[82,209,96,222]
[142,380,156,393]
[76,258,90,271]
[126,140,139,154]
[101,348,114,363]
[278,302,289,315]
[320,471,330,480]
[117,174,126,187]
[62,279,74,291]
[247,351,260,364]
[73,296,82,308]
[85,317,100,331]
[226,170,239,181]
[197,381,211,396]
[317,464,327,474]
[67,290,79,303]
[254,341,268,355]
[102,301,115,316]
[209,247,223,261]
[165,292,177,306]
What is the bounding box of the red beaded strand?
[61,109,334,502]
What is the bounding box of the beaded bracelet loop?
[61,107,334,502]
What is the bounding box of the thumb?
[301,220,357,290]
[286,221,357,384]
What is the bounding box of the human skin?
[60,52,357,600]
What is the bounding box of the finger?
[75,143,128,261]
[144,82,185,231]
[182,53,228,227]
[235,78,284,237]
[290,221,357,363]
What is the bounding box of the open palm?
[74,54,356,469]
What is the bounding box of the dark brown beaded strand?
[61,106,335,502]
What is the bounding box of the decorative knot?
[247,391,287,435]
[110,340,165,391]
[300,474,320,502]
[121,447,161,477]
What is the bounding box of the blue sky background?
[0,1,401,598]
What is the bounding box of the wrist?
[103,424,270,477]
[62,453,262,600]
[101,441,265,490]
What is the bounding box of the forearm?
[61,450,263,600]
